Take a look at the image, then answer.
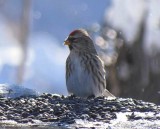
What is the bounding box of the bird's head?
[64,29,97,54]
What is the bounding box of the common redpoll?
[64,29,114,98]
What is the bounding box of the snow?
[144,0,160,55]
[0,17,69,95]
[105,0,160,56]
[0,17,23,67]
[0,84,38,98]
[23,32,68,94]
[105,0,146,44]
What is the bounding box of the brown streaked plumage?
[64,29,114,98]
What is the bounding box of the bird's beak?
[64,40,71,46]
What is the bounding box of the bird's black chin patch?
[69,45,73,50]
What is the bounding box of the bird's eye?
[68,37,78,42]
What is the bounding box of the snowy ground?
[0,94,160,129]
[1,119,160,129]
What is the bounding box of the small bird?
[64,29,114,98]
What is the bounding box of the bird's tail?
[103,89,115,98]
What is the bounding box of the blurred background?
[0,0,160,104]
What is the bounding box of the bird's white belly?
[67,58,94,97]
